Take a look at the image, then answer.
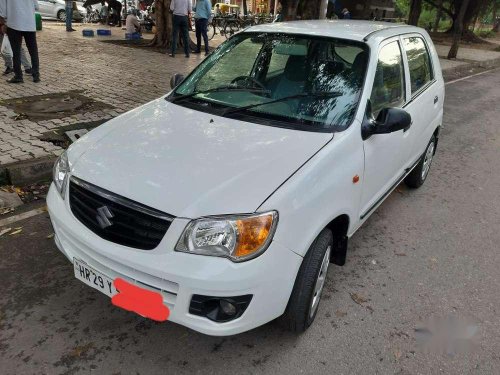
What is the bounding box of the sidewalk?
[1,23,499,184]
[435,44,500,80]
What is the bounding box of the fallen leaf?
[395,252,407,256]
[350,293,368,305]
[46,233,55,239]
[335,310,347,317]
[0,207,15,215]
[393,348,402,361]
[0,228,12,237]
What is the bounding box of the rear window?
[403,37,434,95]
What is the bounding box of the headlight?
[52,151,70,197]
[175,211,278,262]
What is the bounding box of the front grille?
[69,177,173,250]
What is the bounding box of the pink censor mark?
[111,278,170,322]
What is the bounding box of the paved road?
[1,70,499,375]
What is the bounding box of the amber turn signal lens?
[234,214,274,258]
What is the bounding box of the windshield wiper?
[220,91,343,116]
[169,85,271,103]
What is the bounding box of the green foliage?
[395,0,410,17]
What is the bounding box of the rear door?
[400,34,443,165]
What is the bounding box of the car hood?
[70,98,332,218]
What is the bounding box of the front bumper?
[47,184,302,336]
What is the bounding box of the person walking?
[0,32,32,75]
[65,0,76,31]
[0,0,41,83]
[169,0,191,58]
[193,0,211,56]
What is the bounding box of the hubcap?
[310,245,331,318]
[421,141,435,181]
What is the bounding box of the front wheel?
[280,228,333,332]
[405,134,436,189]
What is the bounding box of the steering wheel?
[231,75,269,94]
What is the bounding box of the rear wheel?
[280,228,333,332]
[405,135,436,189]
[57,10,66,22]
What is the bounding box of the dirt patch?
[100,37,216,53]
[0,91,113,121]
[430,31,499,51]
[100,38,167,54]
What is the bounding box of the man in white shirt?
[125,10,141,35]
[0,0,40,83]
[169,0,192,58]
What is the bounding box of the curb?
[0,157,56,186]
[1,58,500,187]
[441,57,500,81]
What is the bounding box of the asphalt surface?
[1,69,499,375]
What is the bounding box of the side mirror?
[362,107,412,140]
[170,73,185,89]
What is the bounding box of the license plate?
[73,258,117,298]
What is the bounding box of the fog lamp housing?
[189,294,253,323]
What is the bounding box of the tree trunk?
[149,0,198,51]
[432,0,443,31]
[493,1,499,32]
[149,0,173,48]
[281,0,300,20]
[408,0,423,26]
[296,0,323,19]
[448,0,471,59]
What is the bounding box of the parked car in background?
[48,21,444,336]
[38,0,87,22]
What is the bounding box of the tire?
[208,24,216,41]
[280,228,333,332]
[223,21,239,39]
[404,135,436,189]
[57,10,66,22]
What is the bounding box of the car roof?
[245,20,421,42]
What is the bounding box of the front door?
[360,38,412,219]
[38,1,54,18]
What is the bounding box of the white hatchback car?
[38,0,86,21]
[48,21,444,336]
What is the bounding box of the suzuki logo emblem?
[96,206,114,229]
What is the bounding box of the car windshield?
[170,33,369,131]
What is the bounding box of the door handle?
[434,96,439,104]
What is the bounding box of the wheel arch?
[324,214,350,266]
[433,126,441,155]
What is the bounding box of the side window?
[403,37,434,95]
[370,41,405,118]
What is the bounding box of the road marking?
[445,67,500,86]
[0,206,47,228]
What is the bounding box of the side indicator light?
[353,175,360,184]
